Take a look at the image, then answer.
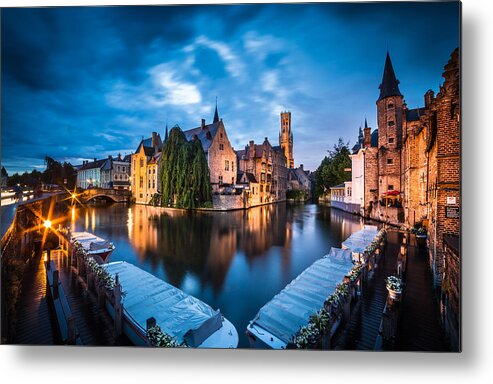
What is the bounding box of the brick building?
[348,48,460,349]
[279,111,294,168]
[236,138,274,204]
[183,106,237,193]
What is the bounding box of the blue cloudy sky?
[1,1,460,174]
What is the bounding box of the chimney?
[201,119,206,129]
[152,131,157,147]
[424,89,435,108]
[249,140,255,158]
[364,127,371,147]
[300,164,304,171]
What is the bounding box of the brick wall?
[208,122,237,191]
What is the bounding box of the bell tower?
[279,111,294,168]
[377,52,404,196]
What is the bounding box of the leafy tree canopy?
[7,156,76,188]
[314,138,352,197]
[159,127,212,209]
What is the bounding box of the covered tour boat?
[71,231,115,261]
[102,261,239,349]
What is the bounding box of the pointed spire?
[213,96,219,123]
[364,117,368,129]
[164,120,169,142]
[358,126,364,145]
[378,51,402,101]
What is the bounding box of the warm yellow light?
[44,220,52,229]
[72,193,77,199]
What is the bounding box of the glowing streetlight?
[44,219,52,229]
[72,193,77,199]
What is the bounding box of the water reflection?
[70,202,373,347]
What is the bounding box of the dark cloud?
[1,3,460,174]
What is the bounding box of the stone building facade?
[131,132,163,204]
[347,48,460,350]
[236,138,274,204]
[183,109,237,192]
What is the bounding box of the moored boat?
[102,261,239,348]
[71,231,115,261]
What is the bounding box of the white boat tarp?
[103,261,223,347]
[250,248,353,344]
[341,225,379,253]
[89,240,112,251]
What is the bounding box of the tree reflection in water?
[73,202,373,347]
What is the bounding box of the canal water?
[69,202,371,348]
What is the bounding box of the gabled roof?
[78,159,107,171]
[406,107,426,121]
[352,129,378,154]
[378,52,402,101]
[237,171,258,184]
[183,121,220,152]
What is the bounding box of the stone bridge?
[80,188,131,203]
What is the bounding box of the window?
[140,193,143,198]
[218,175,223,185]
[122,166,125,173]
[388,103,394,110]
[388,121,395,127]
[232,177,234,184]
[148,180,151,188]
[387,158,393,165]
[232,162,234,172]
[388,185,394,191]
[388,137,395,144]
[220,133,223,138]
[139,176,143,188]
[225,160,229,171]
[219,144,224,150]
[140,159,144,168]
[260,185,264,193]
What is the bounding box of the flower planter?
[387,288,401,301]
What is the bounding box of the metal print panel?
[0,1,461,352]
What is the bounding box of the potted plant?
[385,275,404,301]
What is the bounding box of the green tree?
[159,126,212,209]
[315,138,352,197]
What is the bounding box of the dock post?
[67,316,77,344]
[343,298,351,322]
[113,273,123,337]
[146,317,156,346]
[53,270,59,300]
[97,284,106,309]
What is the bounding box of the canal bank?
[67,202,375,347]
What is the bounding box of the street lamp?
[44,219,52,229]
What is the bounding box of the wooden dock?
[332,230,400,350]
[395,235,447,351]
